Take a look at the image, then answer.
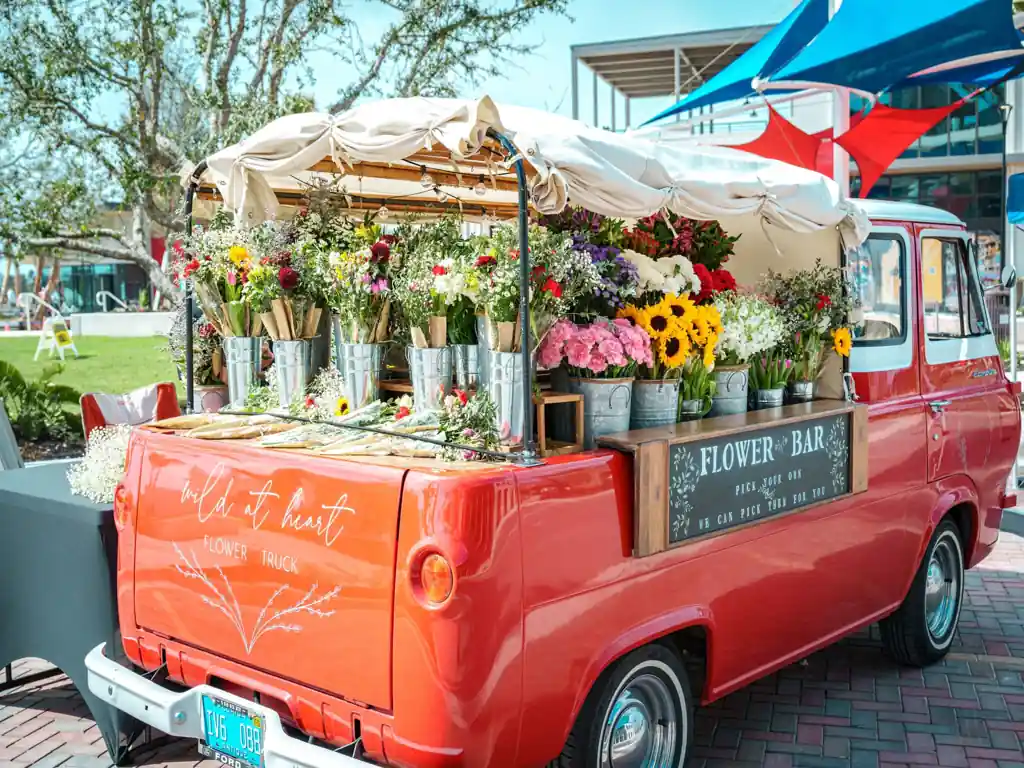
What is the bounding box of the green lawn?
[0,336,183,408]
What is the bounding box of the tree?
[0,0,568,302]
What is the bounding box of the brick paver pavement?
[2,532,1024,767]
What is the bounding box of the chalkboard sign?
[668,411,852,544]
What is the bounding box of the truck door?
[917,230,1002,485]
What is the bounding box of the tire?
[549,643,693,768]
[880,518,965,667]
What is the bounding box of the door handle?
[928,400,952,413]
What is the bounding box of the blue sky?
[306,0,799,126]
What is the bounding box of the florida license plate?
[199,694,265,768]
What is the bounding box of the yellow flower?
[334,396,351,417]
[658,333,691,368]
[228,245,249,267]
[689,313,711,345]
[832,327,853,357]
[639,301,676,340]
[703,342,716,370]
[665,293,696,320]
[617,304,642,326]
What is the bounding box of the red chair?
[80,382,181,440]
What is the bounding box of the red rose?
[711,268,736,293]
[432,265,447,276]
[542,278,563,298]
[395,406,411,420]
[305,395,316,408]
[381,234,398,246]
[453,389,468,406]
[532,265,546,278]
[182,258,200,278]
[370,241,390,262]
[816,294,832,311]
[278,266,299,290]
[475,255,496,268]
[692,263,714,304]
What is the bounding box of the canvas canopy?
[195,96,869,250]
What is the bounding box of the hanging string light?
[434,187,449,203]
[419,166,435,187]
[377,204,390,219]
[474,176,487,196]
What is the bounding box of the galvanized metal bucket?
[476,315,491,391]
[336,342,384,408]
[453,344,480,390]
[753,387,785,411]
[788,380,816,403]
[631,379,680,430]
[568,377,633,449]
[222,335,262,407]
[709,365,750,417]
[274,339,312,408]
[679,398,704,422]
[407,346,452,411]
[487,352,525,443]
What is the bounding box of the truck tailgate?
[131,435,405,711]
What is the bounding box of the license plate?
[199,694,265,768]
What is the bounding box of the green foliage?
[0,359,82,441]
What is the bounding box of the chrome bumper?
[85,643,365,768]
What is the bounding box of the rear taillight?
[417,552,454,606]
[113,483,129,531]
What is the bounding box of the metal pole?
[182,160,209,415]
[673,48,681,123]
[492,132,539,463]
[625,96,631,130]
[829,0,850,196]
[593,71,598,127]
[1002,107,1012,264]
[611,87,616,132]
[571,52,579,121]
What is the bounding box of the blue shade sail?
[643,0,827,125]
[768,0,1024,96]
[1008,174,1024,226]
[902,54,1024,89]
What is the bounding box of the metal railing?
[96,290,128,312]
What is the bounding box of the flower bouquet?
[324,226,395,344]
[709,291,786,415]
[438,388,501,461]
[748,351,794,409]
[245,246,323,342]
[538,317,652,447]
[761,260,860,399]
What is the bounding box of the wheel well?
[946,502,975,563]
[663,625,708,703]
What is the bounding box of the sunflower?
[639,301,676,340]
[703,342,716,370]
[228,245,250,267]
[658,333,691,369]
[689,313,711,345]
[703,305,724,337]
[334,396,351,417]
[832,327,853,357]
[617,304,642,326]
[665,293,696,320]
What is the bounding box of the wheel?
[550,643,693,768]
[880,518,965,666]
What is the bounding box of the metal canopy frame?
[180,130,541,464]
[570,24,772,129]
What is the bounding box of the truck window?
[922,238,987,339]
[850,235,906,345]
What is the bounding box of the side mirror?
[1003,264,1017,290]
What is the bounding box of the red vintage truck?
[84,197,1021,768]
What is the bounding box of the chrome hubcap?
[925,536,960,642]
[601,673,678,768]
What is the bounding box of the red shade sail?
[835,97,974,197]
[732,106,826,171]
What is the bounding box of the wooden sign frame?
[599,399,869,558]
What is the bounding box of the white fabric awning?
[198,96,870,250]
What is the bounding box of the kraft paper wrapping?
[373,300,391,343]
[512,314,522,353]
[250,312,264,338]
[428,316,447,348]
[211,347,223,379]
[271,299,293,340]
[301,306,323,340]
[410,327,429,349]
[193,280,228,336]
[495,321,515,353]
[261,311,280,340]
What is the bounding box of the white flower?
[67,425,133,504]
[657,256,702,296]
[620,249,666,293]
[713,292,787,364]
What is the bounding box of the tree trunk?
[131,203,179,303]
[13,265,22,296]
[32,255,43,294]
[1,257,12,305]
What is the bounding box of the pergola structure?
[570,24,772,130]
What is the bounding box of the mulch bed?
[18,437,86,463]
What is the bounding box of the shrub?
[0,360,82,441]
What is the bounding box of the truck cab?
[86,199,1021,768]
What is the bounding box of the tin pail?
[274,339,312,408]
[453,344,479,390]
[709,365,749,417]
[476,315,491,391]
[788,380,816,403]
[407,346,452,411]
[631,379,680,430]
[222,335,261,407]
[679,398,704,422]
[753,387,785,411]
[336,342,384,408]
[488,352,525,443]
[568,377,633,449]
